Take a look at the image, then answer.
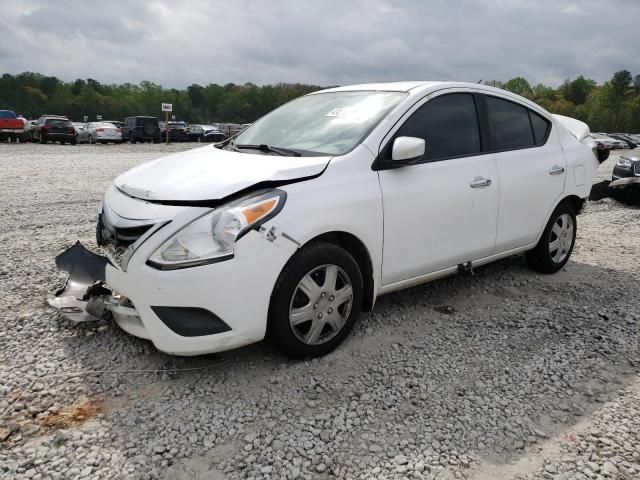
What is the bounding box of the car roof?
[315,81,446,93]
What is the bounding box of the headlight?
[616,157,634,169]
[147,190,286,270]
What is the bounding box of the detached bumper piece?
[610,176,640,190]
[46,242,139,324]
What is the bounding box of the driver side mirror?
[391,136,425,163]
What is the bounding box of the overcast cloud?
[1,0,638,88]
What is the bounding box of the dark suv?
[33,116,77,145]
[123,116,161,143]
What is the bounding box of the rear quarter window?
[529,111,551,145]
[0,110,17,119]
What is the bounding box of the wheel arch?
[289,231,376,313]
[561,194,585,215]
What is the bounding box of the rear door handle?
[549,165,565,175]
[470,177,492,188]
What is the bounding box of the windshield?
[233,91,406,156]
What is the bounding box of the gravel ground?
[0,143,638,480]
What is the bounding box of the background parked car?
[160,121,189,142]
[591,133,626,149]
[202,129,227,143]
[122,116,161,143]
[184,124,219,142]
[0,109,26,143]
[77,122,123,144]
[104,120,123,129]
[33,116,76,145]
[608,133,638,148]
[23,120,38,142]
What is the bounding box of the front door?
[378,91,500,285]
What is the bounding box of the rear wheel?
[269,242,363,358]
[526,202,576,273]
[39,133,46,144]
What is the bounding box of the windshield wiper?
[234,144,301,157]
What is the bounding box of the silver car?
[77,122,123,144]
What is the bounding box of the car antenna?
[477,79,483,84]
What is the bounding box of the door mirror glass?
[391,136,425,162]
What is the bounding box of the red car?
[0,110,25,143]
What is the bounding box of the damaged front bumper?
[47,242,147,337]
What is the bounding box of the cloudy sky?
[2,0,638,88]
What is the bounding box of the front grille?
[634,161,640,176]
[98,214,154,249]
[113,224,153,246]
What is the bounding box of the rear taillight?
[96,128,104,132]
[68,128,74,134]
[41,125,50,130]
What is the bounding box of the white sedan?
[77,122,123,144]
[49,81,600,358]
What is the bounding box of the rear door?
[378,90,500,285]
[482,95,565,251]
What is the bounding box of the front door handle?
[549,165,565,175]
[470,177,492,188]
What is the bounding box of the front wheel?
[268,242,363,358]
[526,202,576,273]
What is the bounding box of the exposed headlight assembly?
[616,157,634,169]
[147,190,286,270]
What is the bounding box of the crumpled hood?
[114,145,331,202]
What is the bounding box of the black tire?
[70,138,77,146]
[130,137,137,144]
[39,133,46,144]
[268,242,363,358]
[60,140,66,145]
[526,202,577,274]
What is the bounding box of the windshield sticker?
[325,107,371,122]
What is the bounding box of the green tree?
[559,76,596,105]
[503,77,533,98]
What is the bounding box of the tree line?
[1,70,639,131]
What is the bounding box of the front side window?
[233,91,407,156]
[389,93,482,162]
[486,96,535,150]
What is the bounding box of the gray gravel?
[0,143,638,480]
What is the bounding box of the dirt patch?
[39,398,104,430]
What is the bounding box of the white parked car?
[77,122,123,144]
[591,133,626,150]
[49,82,600,358]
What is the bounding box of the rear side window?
[486,96,534,150]
[392,93,481,161]
[529,111,550,145]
